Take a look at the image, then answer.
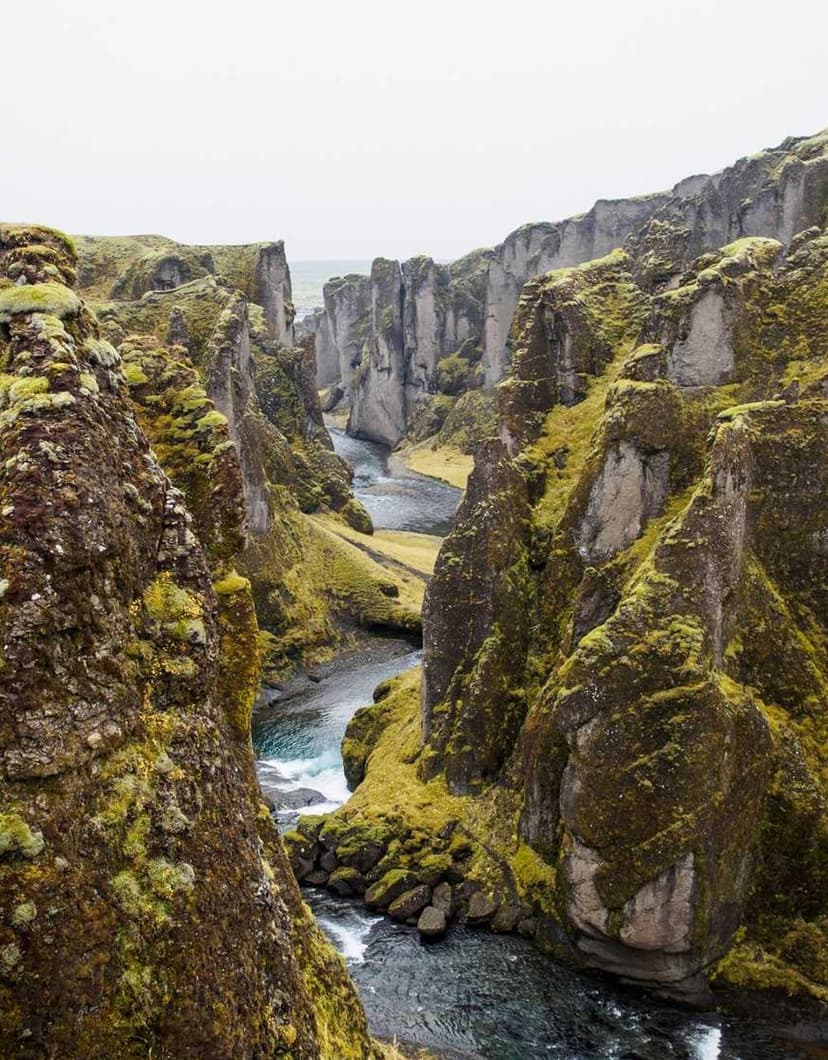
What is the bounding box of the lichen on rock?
[0,225,380,1057]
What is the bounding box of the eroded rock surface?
[0,225,378,1057]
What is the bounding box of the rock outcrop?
[313,129,828,451]
[75,233,296,345]
[311,251,490,445]
[73,236,420,677]
[425,228,828,999]
[0,225,379,1057]
[301,161,828,1012]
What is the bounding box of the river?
[252,430,814,1059]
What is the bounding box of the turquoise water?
[290,259,371,319]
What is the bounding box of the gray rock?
[267,787,328,811]
[319,849,338,873]
[417,906,447,938]
[303,869,329,887]
[465,892,497,925]
[388,885,431,921]
[327,867,366,897]
[431,881,456,918]
[491,904,522,933]
[517,917,537,939]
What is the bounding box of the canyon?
[308,130,828,451]
[1,125,827,1058]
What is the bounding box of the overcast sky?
[2,1,825,261]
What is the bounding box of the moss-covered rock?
[338,218,828,1010]
[0,225,379,1058]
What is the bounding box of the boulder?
[491,904,523,933]
[327,867,366,898]
[465,892,498,925]
[417,906,448,938]
[388,885,431,921]
[431,881,456,918]
[364,869,418,910]
[319,849,339,873]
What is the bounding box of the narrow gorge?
[1,125,827,1059]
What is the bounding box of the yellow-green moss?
[0,813,45,859]
[213,570,250,595]
[0,283,81,322]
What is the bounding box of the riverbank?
[393,441,474,491]
[254,427,828,1058]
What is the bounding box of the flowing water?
[252,430,817,1059]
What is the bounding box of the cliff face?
[0,226,378,1057]
[75,233,296,345]
[312,252,489,446]
[318,273,371,392]
[305,162,828,1010]
[422,224,828,999]
[314,129,828,450]
[480,194,670,387]
[73,237,419,676]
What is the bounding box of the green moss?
[143,572,206,643]
[435,352,473,396]
[196,409,228,431]
[0,813,45,858]
[213,570,250,595]
[6,376,49,402]
[11,901,37,927]
[0,283,81,322]
[122,362,148,387]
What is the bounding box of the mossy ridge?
[240,503,420,680]
[370,226,828,1002]
[0,224,378,1057]
[120,333,246,565]
[303,667,564,941]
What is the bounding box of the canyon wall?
[74,234,419,676]
[313,128,828,448]
[294,129,828,1010]
[0,225,379,1057]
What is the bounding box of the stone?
[517,917,537,939]
[431,882,456,918]
[364,870,419,910]
[417,906,447,938]
[491,904,522,933]
[319,849,338,873]
[465,892,498,925]
[303,870,330,887]
[388,885,431,920]
[327,867,366,898]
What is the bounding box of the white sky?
[2,0,826,261]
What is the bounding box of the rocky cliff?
[288,141,828,1013]
[311,251,490,446]
[0,225,380,1057]
[314,129,828,450]
[435,227,828,1001]
[75,233,296,345]
[73,236,419,676]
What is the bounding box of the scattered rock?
[517,917,537,939]
[465,892,498,925]
[491,904,522,933]
[328,867,366,897]
[431,881,456,918]
[388,885,431,921]
[364,869,418,909]
[303,870,330,887]
[319,849,338,873]
[268,787,328,811]
[417,906,447,938]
